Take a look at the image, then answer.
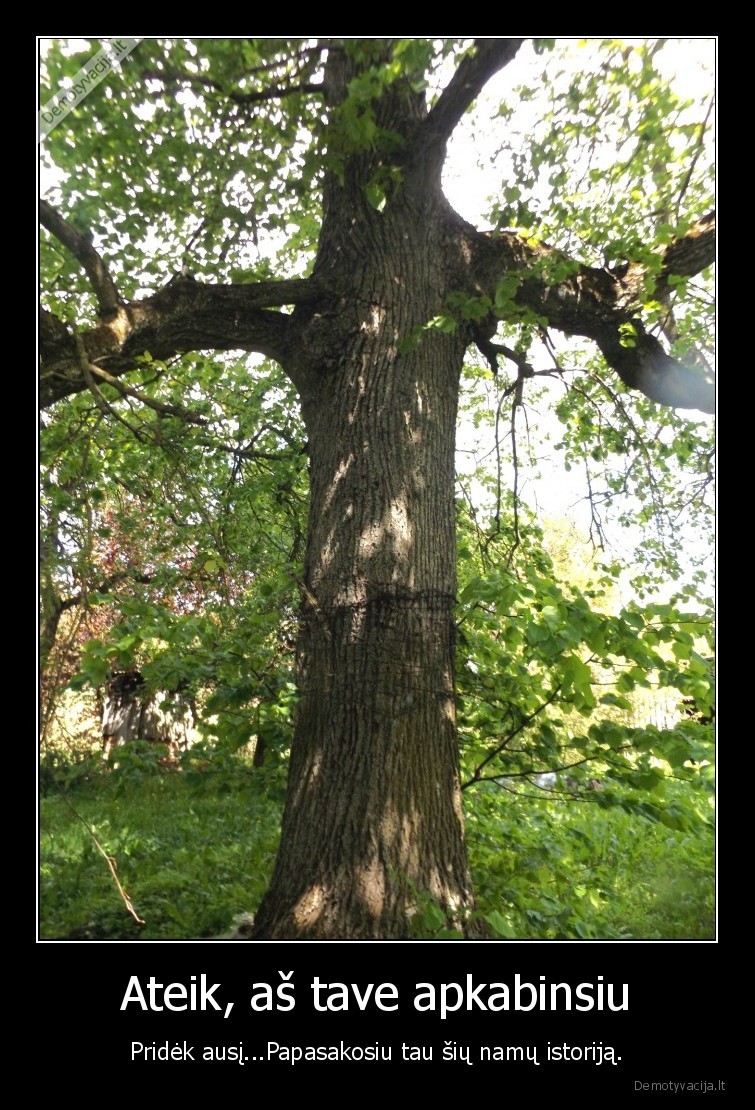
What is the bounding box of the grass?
[39,754,285,940]
[38,754,715,941]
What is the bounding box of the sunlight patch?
[293,884,326,929]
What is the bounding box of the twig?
[88,362,208,424]
[462,683,563,788]
[140,68,322,105]
[674,97,714,223]
[74,334,147,442]
[61,797,145,926]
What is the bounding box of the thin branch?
[469,750,629,797]
[62,796,146,926]
[74,333,147,442]
[141,68,323,105]
[485,358,533,560]
[473,330,536,380]
[583,456,607,551]
[194,439,302,462]
[462,683,562,789]
[674,98,714,223]
[492,385,503,540]
[39,199,121,315]
[57,569,153,618]
[87,363,208,425]
[507,392,522,565]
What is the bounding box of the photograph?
[38,36,719,1090]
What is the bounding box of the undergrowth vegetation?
[39,751,713,941]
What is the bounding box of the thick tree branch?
[617,211,716,304]
[657,211,715,292]
[39,275,325,408]
[461,213,715,414]
[594,325,714,412]
[40,200,122,315]
[422,39,524,149]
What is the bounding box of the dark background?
[36,938,728,1094]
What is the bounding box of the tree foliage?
[39,37,714,939]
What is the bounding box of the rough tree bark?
[254,209,472,937]
[252,43,484,937]
[39,39,715,938]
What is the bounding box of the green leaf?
[484,911,516,938]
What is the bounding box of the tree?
[39,37,715,938]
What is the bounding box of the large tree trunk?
[251,169,477,936]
